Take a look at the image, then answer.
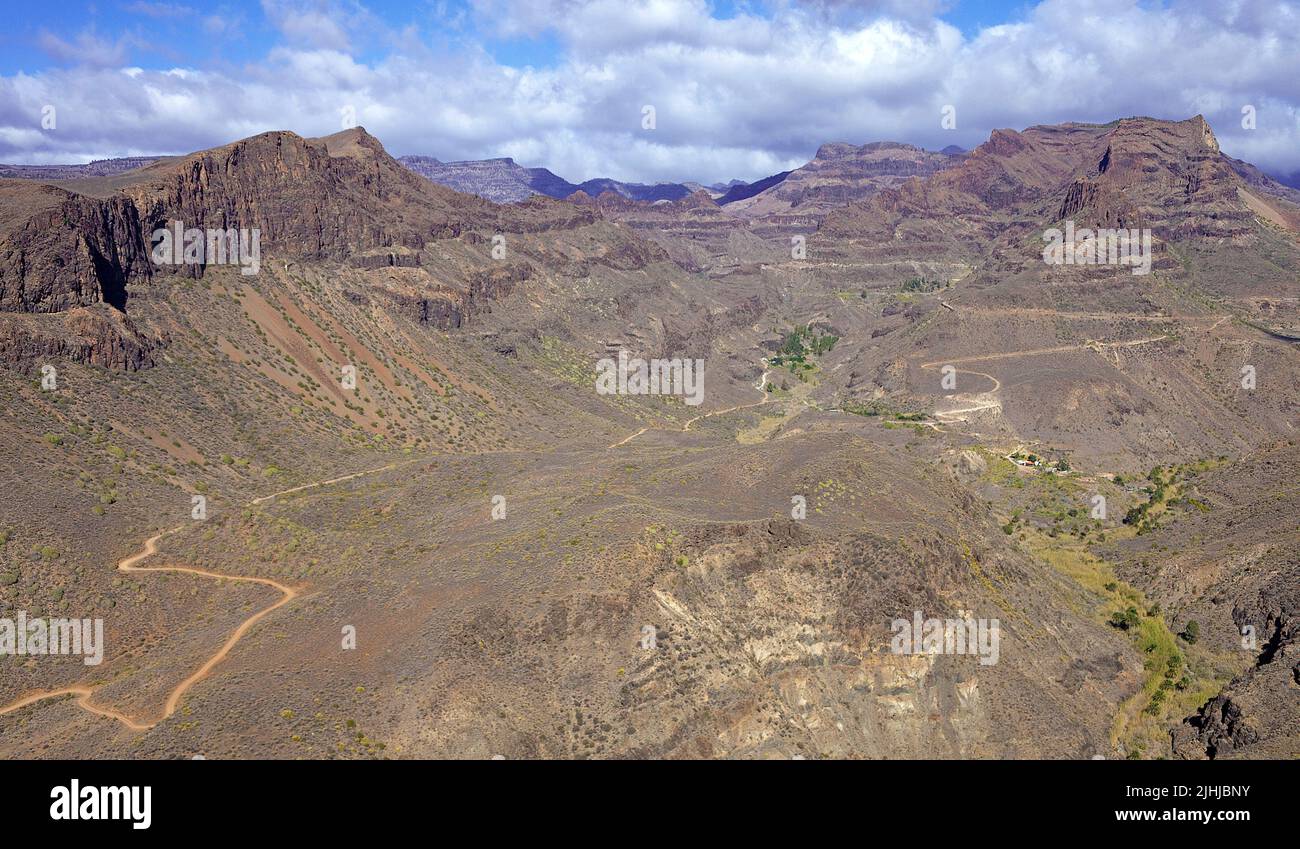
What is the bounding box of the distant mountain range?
[396,155,695,204]
[718,141,963,217]
[716,169,794,204]
[0,157,162,181]
[396,144,966,210]
[6,138,1298,212]
[0,144,960,213]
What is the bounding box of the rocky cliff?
[725,141,959,218]
[0,127,644,368]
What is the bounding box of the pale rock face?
[1198,116,1220,153]
[958,450,988,477]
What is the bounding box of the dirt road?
[918,334,1173,423]
[0,459,415,731]
[609,368,772,448]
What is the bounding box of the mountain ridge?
[1,112,1298,760]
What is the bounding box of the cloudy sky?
[1,0,1298,185]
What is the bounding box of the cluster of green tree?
[1145,652,1194,716]
[1109,606,1142,631]
[898,276,947,293]
[842,399,887,416]
[1122,464,1176,534]
[841,399,927,422]
[768,325,840,384]
[772,325,839,361]
[1122,504,1153,531]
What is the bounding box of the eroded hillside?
[1,116,1295,759]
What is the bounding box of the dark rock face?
[469,263,531,301]
[1116,442,1300,760]
[0,185,151,313]
[0,128,592,369]
[375,262,534,330]
[1225,156,1300,205]
[0,182,159,369]
[1175,690,1261,759]
[662,294,763,359]
[349,252,422,270]
[1059,117,1255,239]
[1172,608,1297,759]
[123,129,494,266]
[819,115,1297,269]
[0,305,156,372]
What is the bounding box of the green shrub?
[1109,607,1141,631]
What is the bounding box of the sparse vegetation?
[898,276,947,293]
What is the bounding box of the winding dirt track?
[924,366,1003,422]
[608,369,771,448]
[1,334,1189,728]
[918,334,1173,423]
[919,334,1171,371]
[0,460,414,731]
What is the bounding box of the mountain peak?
[723,139,957,215]
[812,141,923,161]
[317,126,387,158]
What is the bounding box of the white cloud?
[124,2,197,19]
[1,0,1297,185]
[36,30,134,68]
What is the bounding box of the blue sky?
[0,0,1031,73]
[1,1,1297,184]
[0,1,541,73]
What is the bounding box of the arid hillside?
[0,116,1295,760]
